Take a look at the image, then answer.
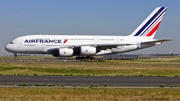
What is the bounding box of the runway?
[0,75,180,87]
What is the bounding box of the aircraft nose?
[5,44,11,52]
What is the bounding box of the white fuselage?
[5,35,155,56]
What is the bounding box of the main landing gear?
[76,56,95,60]
[14,53,18,59]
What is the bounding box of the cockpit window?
[9,42,14,44]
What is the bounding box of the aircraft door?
[17,41,22,48]
[116,38,119,43]
[41,43,45,47]
[96,38,99,43]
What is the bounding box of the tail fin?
[129,7,167,39]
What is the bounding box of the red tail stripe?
[146,21,161,36]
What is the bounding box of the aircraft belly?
[111,45,138,53]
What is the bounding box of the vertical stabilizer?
[129,7,167,39]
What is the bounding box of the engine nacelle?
[81,46,96,56]
[59,48,73,57]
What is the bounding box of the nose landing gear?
[14,54,18,59]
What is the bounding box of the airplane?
[5,7,172,59]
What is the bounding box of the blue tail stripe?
[134,7,166,36]
[140,9,166,36]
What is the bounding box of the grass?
[0,88,180,101]
[0,56,180,77]
[1,56,180,101]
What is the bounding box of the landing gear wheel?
[14,54,18,59]
[86,56,95,60]
[76,56,95,60]
[76,57,85,60]
[90,57,95,60]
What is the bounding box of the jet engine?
[59,48,73,57]
[80,46,96,56]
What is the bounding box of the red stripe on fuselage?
[63,39,68,43]
[146,21,161,36]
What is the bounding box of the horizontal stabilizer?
[141,39,173,44]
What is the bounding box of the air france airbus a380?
[5,7,172,59]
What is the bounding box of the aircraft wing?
[47,39,173,55]
[47,43,136,55]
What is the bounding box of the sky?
[0,0,180,56]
